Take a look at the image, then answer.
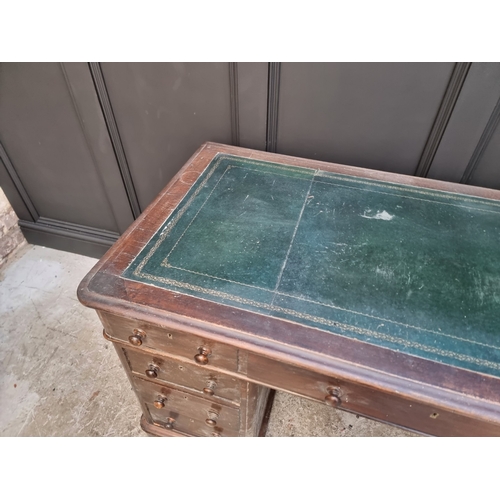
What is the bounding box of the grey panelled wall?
[99,62,268,210]
[427,63,500,184]
[1,62,500,258]
[0,63,120,230]
[273,63,456,175]
[426,62,500,190]
[0,62,133,257]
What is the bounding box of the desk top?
[78,143,500,415]
[122,152,500,378]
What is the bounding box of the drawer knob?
[164,418,175,430]
[153,397,166,409]
[325,387,341,407]
[206,410,218,427]
[145,365,159,378]
[128,329,145,346]
[203,381,217,396]
[194,347,211,365]
[325,394,340,406]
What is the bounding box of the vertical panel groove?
[0,141,39,221]
[60,63,121,231]
[266,62,281,153]
[229,63,240,146]
[461,96,500,184]
[88,62,142,218]
[415,62,471,177]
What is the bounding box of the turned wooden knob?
[153,398,165,409]
[325,394,341,406]
[325,387,341,407]
[145,365,159,378]
[194,347,211,365]
[205,418,217,427]
[203,381,217,396]
[165,418,174,430]
[128,329,145,346]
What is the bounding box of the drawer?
[246,353,347,405]
[134,376,240,437]
[123,346,242,404]
[246,353,500,436]
[99,311,238,371]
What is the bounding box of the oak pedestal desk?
[78,143,500,437]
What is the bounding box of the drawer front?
[123,347,241,404]
[246,353,349,406]
[133,376,240,437]
[246,353,500,437]
[100,311,238,371]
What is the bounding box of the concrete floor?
[0,244,416,437]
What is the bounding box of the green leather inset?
[123,154,500,377]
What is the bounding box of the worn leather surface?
[123,155,500,377]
